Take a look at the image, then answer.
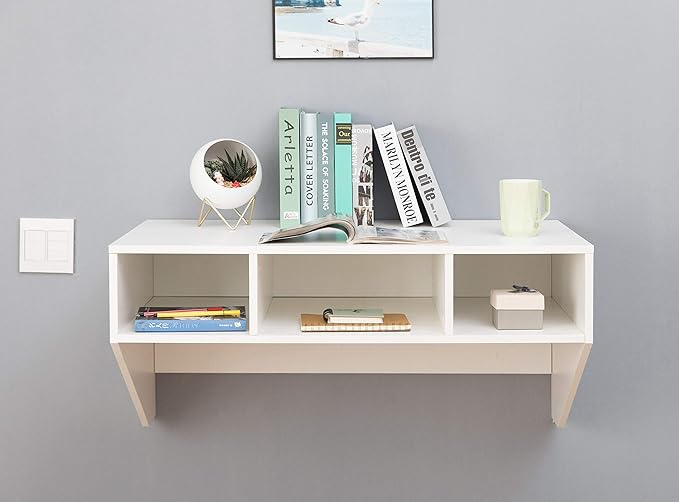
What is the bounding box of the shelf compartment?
[110,254,251,341]
[252,254,452,336]
[453,253,591,342]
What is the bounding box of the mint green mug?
[500,179,551,237]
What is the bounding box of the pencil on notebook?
[144,308,241,318]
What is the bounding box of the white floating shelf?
[109,219,593,428]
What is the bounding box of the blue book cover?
[135,318,247,332]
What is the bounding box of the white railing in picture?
[275,31,430,58]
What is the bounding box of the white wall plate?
[19,218,75,274]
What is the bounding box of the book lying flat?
[134,306,247,332]
[259,215,446,245]
[300,313,411,332]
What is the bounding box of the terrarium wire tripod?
[197,196,256,231]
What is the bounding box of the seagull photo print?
[273,0,434,59]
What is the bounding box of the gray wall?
[1,1,678,500]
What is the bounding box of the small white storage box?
[490,288,545,330]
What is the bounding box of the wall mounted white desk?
[109,220,593,427]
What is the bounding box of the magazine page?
[259,214,356,244]
[353,226,447,244]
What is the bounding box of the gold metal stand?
[197,196,256,230]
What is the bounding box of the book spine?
[317,113,335,217]
[351,124,374,226]
[279,108,301,228]
[397,126,452,227]
[334,112,352,217]
[374,123,424,227]
[300,112,318,223]
[134,318,247,332]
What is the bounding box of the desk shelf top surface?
[108,219,593,255]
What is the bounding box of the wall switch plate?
[19,218,75,274]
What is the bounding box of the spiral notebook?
[300,313,411,332]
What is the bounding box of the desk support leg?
[551,343,591,427]
[111,343,156,427]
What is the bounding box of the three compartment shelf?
[109,220,593,427]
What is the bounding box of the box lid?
[490,288,545,310]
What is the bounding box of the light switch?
[19,218,74,274]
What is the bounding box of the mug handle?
[541,189,551,221]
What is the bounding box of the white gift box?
[490,288,545,330]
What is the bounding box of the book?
[279,108,301,228]
[323,308,384,324]
[300,111,318,223]
[334,112,353,217]
[258,214,446,245]
[300,313,411,332]
[397,126,451,227]
[374,123,424,227]
[317,113,335,217]
[134,306,247,332]
[351,124,374,227]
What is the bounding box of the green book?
[334,112,352,217]
[279,108,301,228]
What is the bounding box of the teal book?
[334,112,352,217]
[317,113,335,217]
[279,108,301,228]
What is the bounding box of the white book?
[374,123,424,227]
[397,125,451,227]
[300,112,318,223]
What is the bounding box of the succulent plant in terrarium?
[204,149,257,188]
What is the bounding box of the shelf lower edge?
[111,333,586,344]
[151,343,554,374]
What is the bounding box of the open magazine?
[259,215,447,245]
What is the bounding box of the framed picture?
[273,0,434,60]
